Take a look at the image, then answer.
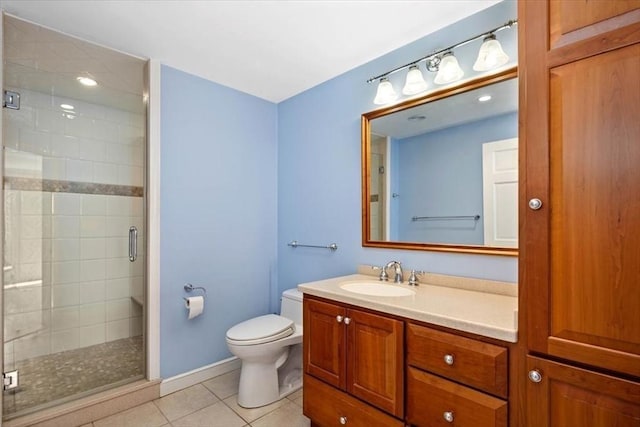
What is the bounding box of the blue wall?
[159,0,519,378]
[277,1,518,302]
[160,66,278,378]
[396,112,518,243]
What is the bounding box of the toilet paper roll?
[185,296,204,319]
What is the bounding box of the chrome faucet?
[384,260,403,283]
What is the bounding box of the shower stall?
[1,15,147,419]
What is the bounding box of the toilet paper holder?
[183,283,206,300]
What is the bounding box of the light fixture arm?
[366,19,516,84]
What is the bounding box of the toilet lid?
[226,314,295,345]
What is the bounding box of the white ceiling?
[0,0,503,103]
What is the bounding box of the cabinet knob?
[443,411,454,423]
[344,317,351,325]
[336,315,343,323]
[528,369,543,383]
[444,354,454,365]
[528,198,543,210]
[339,416,347,424]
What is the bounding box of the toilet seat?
[226,314,295,346]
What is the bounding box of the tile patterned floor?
[3,337,144,417]
[87,369,310,427]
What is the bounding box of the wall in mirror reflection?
[370,112,517,246]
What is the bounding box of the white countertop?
[298,273,518,343]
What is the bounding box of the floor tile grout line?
[150,398,172,424]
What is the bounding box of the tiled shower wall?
[3,88,145,364]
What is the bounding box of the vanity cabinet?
[520,0,640,424]
[303,296,404,421]
[406,323,508,427]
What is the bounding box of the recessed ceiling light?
[76,76,97,87]
[60,103,74,110]
[478,95,492,102]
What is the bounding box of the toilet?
[225,288,303,408]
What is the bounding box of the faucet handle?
[408,269,425,286]
[371,265,389,281]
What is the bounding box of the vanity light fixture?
[433,53,464,85]
[473,34,509,71]
[402,65,428,95]
[76,76,97,87]
[373,77,398,105]
[478,95,492,102]
[367,19,516,104]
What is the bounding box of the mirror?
[361,68,518,255]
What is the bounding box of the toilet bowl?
[226,288,303,408]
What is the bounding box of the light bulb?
[434,53,464,85]
[473,34,509,71]
[402,65,428,95]
[76,76,97,86]
[373,78,398,105]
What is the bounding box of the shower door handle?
[129,226,138,262]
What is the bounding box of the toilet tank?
[280,288,303,324]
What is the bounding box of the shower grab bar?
[129,226,138,262]
[288,240,338,251]
[411,214,481,221]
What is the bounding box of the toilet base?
[237,344,302,408]
[237,366,303,408]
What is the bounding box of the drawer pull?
[344,317,351,325]
[339,415,348,424]
[336,315,343,323]
[444,354,454,365]
[528,369,543,383]
[443,411,454,422]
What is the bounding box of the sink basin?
[340,281,415,297]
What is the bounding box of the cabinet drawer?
[406,367,507,427]
[407,323,508,398]
[304,374,403,427]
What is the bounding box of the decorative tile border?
[3,177,144,197]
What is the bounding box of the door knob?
[528,198,543,210]
[336,315,343,323]
[444,354,454,365]
[344,317,351,325]
[339,416,347,424]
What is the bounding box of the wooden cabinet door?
[521,0,640,378]
[526,355,640,427]
[303,298,346,389]
[346,308,404,418]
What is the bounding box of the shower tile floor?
[3,336,143,417]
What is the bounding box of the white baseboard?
[160,357,241,396]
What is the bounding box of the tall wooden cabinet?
[520,1,640,425]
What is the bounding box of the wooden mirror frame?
[361,67,518,256]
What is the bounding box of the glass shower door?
[2,15,146,418]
